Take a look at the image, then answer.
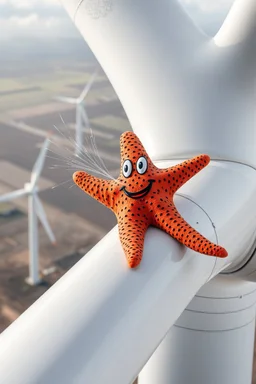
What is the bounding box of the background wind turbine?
[0,137,56,286]
[54,67,99,155]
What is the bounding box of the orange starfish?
[73,131,228,268]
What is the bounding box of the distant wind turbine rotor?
[0,137,56,286]
[54,67,99,155]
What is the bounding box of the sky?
[0,0,235,40]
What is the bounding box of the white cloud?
[0,0,77,39]
[0,0,60,8]
[0,14,75,39]
[0,0,236,39]
[10,13,39,27]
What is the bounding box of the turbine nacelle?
[24,183,38,194]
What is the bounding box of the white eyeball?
[122,159,133,178]
[136,156,148,174]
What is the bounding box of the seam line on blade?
[176,192,218,283]
[195,286,256,300]
[185,300,256,315]
[174,317,255,333]
[74,0,85,21]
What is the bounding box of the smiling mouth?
[120,179,155,200]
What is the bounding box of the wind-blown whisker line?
[83,133,100,164]
[46,154,67,162]
[71,138,115,180]
[51,179,73,190]
[54,120,114,179]
[55,152,113,179]
[46,152,88,170]
[77,146,115,179]
[59,114,79,144]
[89,134,111,175]
[48,114,116,182]
[49,163,114,179]
[53,122,73,145]
[49,158,108,176]
[48,123,115,180]
[51,126,77,155]
[72,131,105,171]
[73,113,114,179]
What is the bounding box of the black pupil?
[124,164,128,173]
[139,161,143,169]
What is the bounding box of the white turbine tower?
[55,67,99,155]
[0,137,56,286]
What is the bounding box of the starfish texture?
[73,131,228,268]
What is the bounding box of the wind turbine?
[54,67,99,155]
[0,137,56,286]
[2,1,256,384]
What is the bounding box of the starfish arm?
[73,171,114,209]
[164,154,210,192]
[153,203,228,258]
[117,214,149,268]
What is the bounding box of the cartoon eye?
[122,159,133,178]
[136,156,148,174]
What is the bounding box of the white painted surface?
[61,0,256,168]
[233,251,256,282]
[0,160,255,383]
[140,310,255,384]
[139,276,256,384]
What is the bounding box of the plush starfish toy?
[73,131,228,268]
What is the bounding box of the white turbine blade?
[77,67,99,103]
[34,195,56,244]
[53,96,78,104]
[80,106,90,128]
[30,138,50,189]
[0,188,27,204]
[27,194,41,285]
